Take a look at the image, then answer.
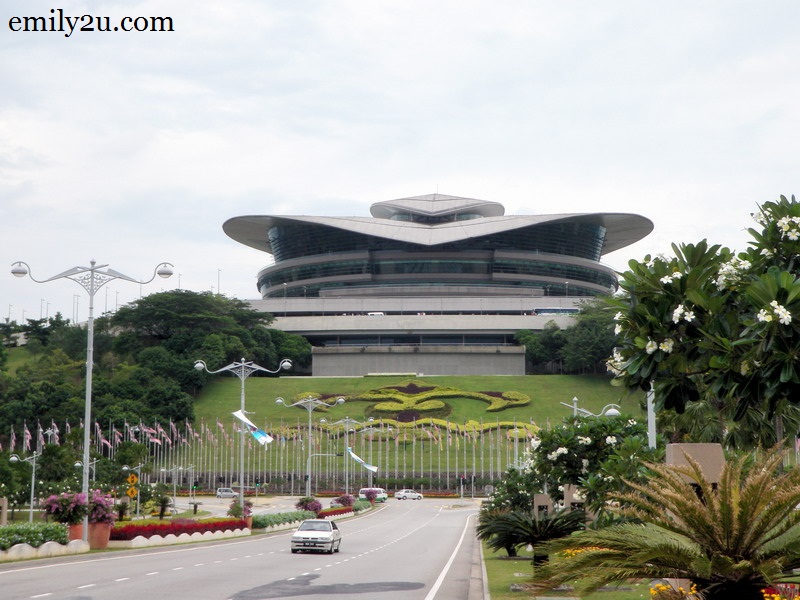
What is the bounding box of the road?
[0,498,485,600]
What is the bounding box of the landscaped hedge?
[317,506,353,518]
[251,510,316,529]
[110,518,246,541]
[0,522,68,550]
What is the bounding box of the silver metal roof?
[223,194,652,256]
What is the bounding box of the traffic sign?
[126,487,138,499]
[126,473,139,485]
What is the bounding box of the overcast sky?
[3,1,800,324]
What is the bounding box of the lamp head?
[275,397,286,405]
[122,465,130,472]
[335,397,345,405]
[604,405,621,417]
[9,454,19,463]
[156,263,174,278]
[11,263,28,278]
[194,360,205,371]
[279,359,292,371]
[74,461,82,468]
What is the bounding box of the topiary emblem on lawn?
[348,379,530,417]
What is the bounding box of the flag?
[23,423,32,451]
[9,427,16,452]
[50,420,60,445]
[232,410,273,446]
[347,446,378,473]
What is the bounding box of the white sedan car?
[394,489,423,500]
[290,519,342,554]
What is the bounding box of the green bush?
[251,510,316,529]
[0,522,68,550]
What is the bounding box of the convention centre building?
[223,194,652,376]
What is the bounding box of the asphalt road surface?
[0,498,485,600]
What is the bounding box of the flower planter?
[68,524,83,541]
[88,523,112,549]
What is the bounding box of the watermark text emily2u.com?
[8,8,174,38]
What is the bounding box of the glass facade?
[260,221,613,298]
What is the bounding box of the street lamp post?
[646,383,656,449]
[12,259,172,540]
[195,357,292,507]
[74,458,99,481]
[161,466,184,512]
[276,396,345,497]
[560,397,621,418]
[321,416,372,494]
[9,451,39,522]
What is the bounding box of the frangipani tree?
[608,195,800,446]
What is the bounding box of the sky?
[3,1,800,325]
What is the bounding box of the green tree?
[515,321,565,372]
[608,195,800,445]
[267,328,312,370]
[560,300,617,374]
[539,446,800,600]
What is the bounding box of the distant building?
[224,194,652,375]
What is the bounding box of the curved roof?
[370,193,505,219]
[223,194,653,256]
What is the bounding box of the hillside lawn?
[192,374,647,427]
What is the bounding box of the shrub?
[227,498,253,518]
[317,506,353,518]
[0,522,68,550]
[251,510,316,529]
[294,496,322,513]
[333,494,355,507]
[41,492,88,525]
[87,490,116,524]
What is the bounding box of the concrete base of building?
[312,344,526,376]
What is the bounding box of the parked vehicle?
[358,487,388,502]
[216,487,236,498]
[290,519,342,554]
[394,489,423,500]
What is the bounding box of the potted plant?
[86,490,116,549]
[227,498,254,527]
[41,492,88,539]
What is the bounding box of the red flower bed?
[110,518,246,541]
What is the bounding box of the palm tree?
[537,446,800,600]
[477,507,586,561]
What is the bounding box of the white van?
[358,487,388,502]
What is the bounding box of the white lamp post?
[12,259,173,540]
[276,395,344,497]
[560,397,621,418]
[9,451,39,522]
[646,383,656,449]
[321,415,371,494]
[161,465,184,511]
[195,357,292,507]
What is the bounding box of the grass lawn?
[193,374,646,428]
[483,544,652,600]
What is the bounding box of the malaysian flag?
[9,427,16,452]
